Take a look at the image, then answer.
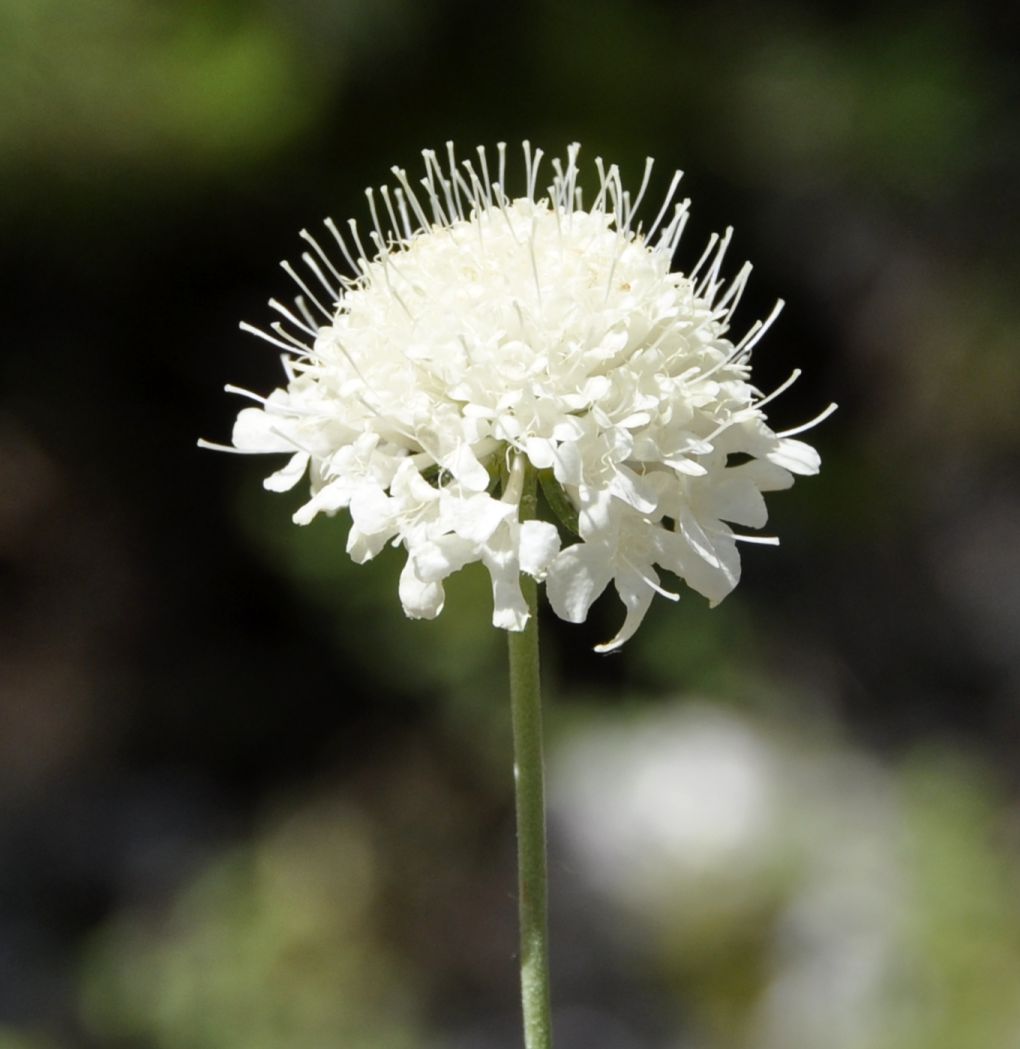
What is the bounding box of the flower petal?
[398,558,445,619]
[707,477,768,528]
[545,542,614,624]
[264,451,310,493]
[232,406,296,453]
[594,565,656,653]
[412,535,477,583]
[767,438,820,475]
[519,520,561,578]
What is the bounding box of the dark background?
[1,1,1018,1047]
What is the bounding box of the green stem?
[507,463,553,1049]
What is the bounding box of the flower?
[202,143,833,650]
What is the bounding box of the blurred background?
[1,0,1018,1046]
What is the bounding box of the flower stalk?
[507,461,553,1049]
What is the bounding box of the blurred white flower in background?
[550,705,907,1049]
[551,707,779,900]
[204,143,832,649]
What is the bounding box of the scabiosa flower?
[203,143,833,650]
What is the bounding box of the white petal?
[346,525,389,564]
[680,531,741,605]
[609,465,659,514]
[524,437,556,470]
[480,527,529,631]
[519,520,561,578]
[232,406,296,453]
[545,542,614,624]
[412,535,477,583]
[292,476,350,525]
[727,459,794,492]
[442,442,490,492]
[678,507,721,567]
[398,558,445,619]
[594,566,656,653]
[449,492,514,543]
[666,456,709,477]
[576,487,616,538]
[264,451,310,492]
[349,486,397,535]
[549,439,583,486]
[766,438,820,475]
[708,477,768,528]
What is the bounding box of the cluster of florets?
[205,143,831,650]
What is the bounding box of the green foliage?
[731,9,986,200]
[0,0,330,179]
[886,752,1020,1049]
[0,1030,58,1049]
[80,797,424,1049]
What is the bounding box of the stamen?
[345,219,372,273]
[300,251,341,304]
[378,187,403,247]
[461,161,490,217]
[419,151,450,226]
[367,230,415,321]
[592,157,609,213]
[529,233,543,307]
[607,164,624,227]
[524,142,544,202]
[715,261,752,324]
[451,163,483,218]
[445,141,465,219]
[645,169,683,244]
[497,142,507,202]
[197,438,261,454]
[392,187,414,240]
[223,384,307,415]
[628,157,655,226]
[754,369,802,410]
[431,149,461,222]
[239,320,310,356]
[694,227,733,302]
[299,228,350,289]
[564,142,581,216]
[689,231,720,281]
[293,296,318,332]
[492,186,523,244]
[323,218,362,276]
[268,297,319,338]
[603,223,626,303]
[364,189,393,260]
[776,402,838,437]
[270,321,315,353]
[280,260,331,319]
[734,299,784,358]
[657,201,691,256]
[390,166,431,232]
[476,146,493,208]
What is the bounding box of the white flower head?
[203,142,834,650]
